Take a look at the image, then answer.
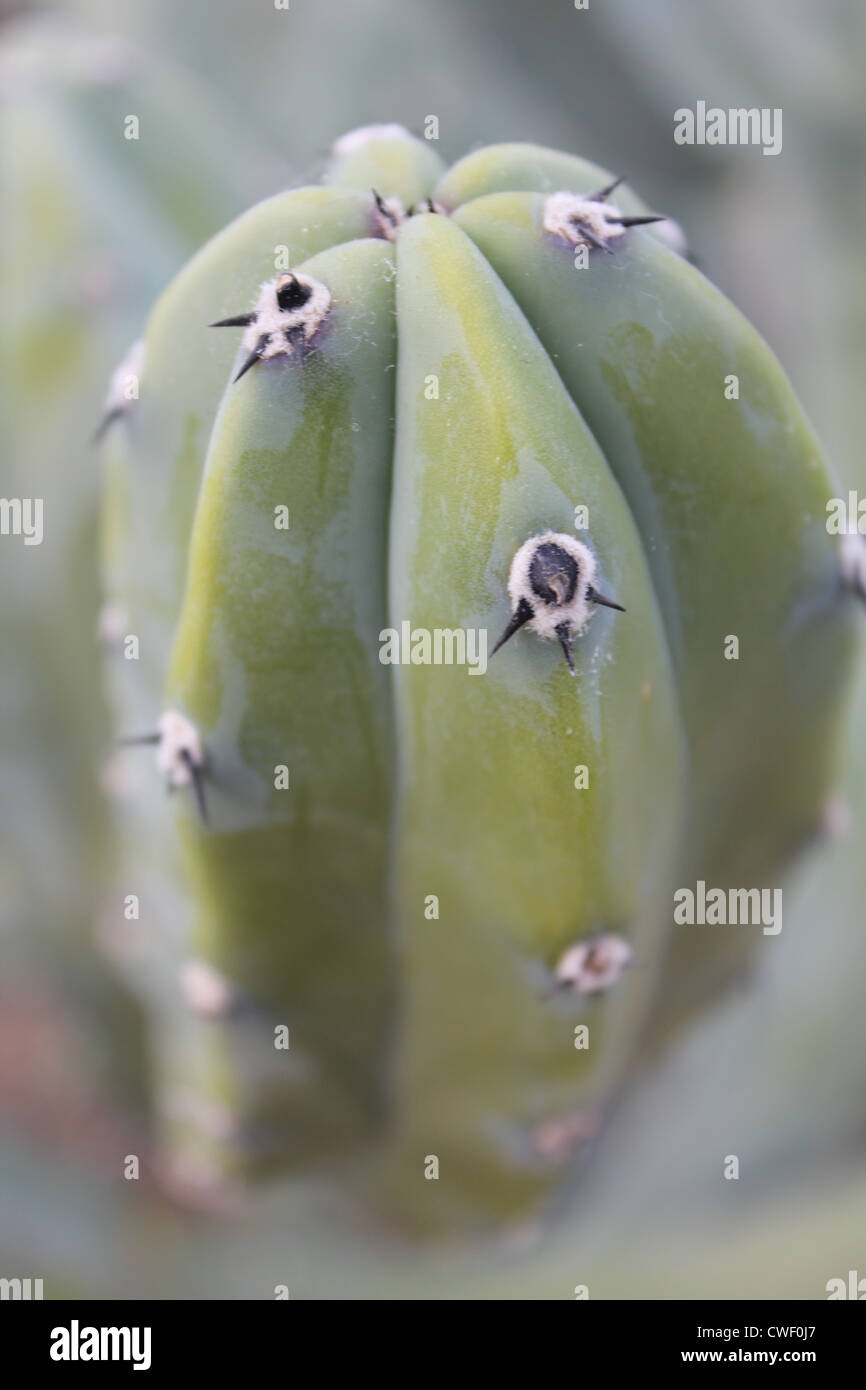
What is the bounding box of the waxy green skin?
[166,238,398,1163]
[103,186,379,711]
[158,194,680,1222]
[436,142,631,207]
[381,213,682,1226]
[435,141,675,250]
[451,191,859,1021]
[324,125,446,207]
[102,189,393,1183]
[101,128,856,1227]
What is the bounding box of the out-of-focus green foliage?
[0,12,289,1120]
[0,16,287,950]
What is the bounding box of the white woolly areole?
[372,194,406,241]
[507,531,598,640]
[543,192,628,248]
[841,532,866,598]
[156,710,205,788]
[555,934,633,994]
[333,123,413,156]
[241,274,332,360]
[181,960,235,1020]
[103,338,146,413]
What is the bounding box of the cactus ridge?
[99,126,860,1232]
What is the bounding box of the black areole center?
[277,277,313,311]
[529,544,579,606]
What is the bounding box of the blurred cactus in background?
[2,0,865,1298]
[0,11,287,1039]
[0,10,290,1239]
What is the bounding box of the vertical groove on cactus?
[451,188,861,1030]
[98,132,861,1235]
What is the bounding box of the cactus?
[99,125,862,1234]
[0,13,287,936]
[0,14,294,1121]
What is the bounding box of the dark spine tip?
[372,188,397,224]
[615,215,666,228]
[555,622,576,676]
[180,748,209,825]
[587,584,626,613]
[574,225,606,250]
[283,322,309,363]
[590,175,625,202]
[210,313,255,328]
[491,597,533,656]
[92,407,123,445]
[233,334,269,383]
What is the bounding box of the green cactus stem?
[99,125,861,1234]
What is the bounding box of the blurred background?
[1,0,864,1297]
